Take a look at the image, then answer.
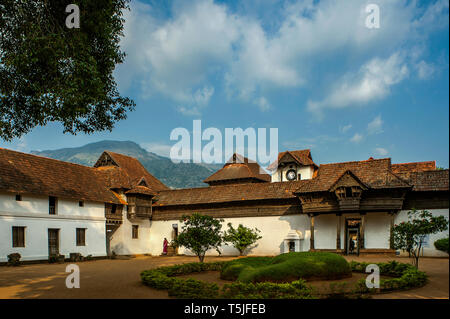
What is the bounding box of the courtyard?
[0,255,448,299]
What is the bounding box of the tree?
[0,0,135,141]
[392,209,448,268]
[173,213,224,263]
[223,223,262,256]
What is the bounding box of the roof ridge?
[319,157,391,166]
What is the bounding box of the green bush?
[350,260,427,293]
[221,279,313,299]
[7,253,21,266]
[221,252,352,283]
[434,238,449,254]
[141,262,226,299]
[141,261,314,299]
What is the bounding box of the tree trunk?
[198,254,205,263]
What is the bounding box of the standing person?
[163,238,168,255]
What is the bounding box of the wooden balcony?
[105,203,123,224]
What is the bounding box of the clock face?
[286,169,297,181]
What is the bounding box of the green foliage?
[7,253,21,266]
[0,0,135,141]
[173,213,224,262]
[350,260,428,293]
[141,261,314,299]
[221,252,352,283]
[434,237,449,254]
[141,262,226,298]
[392,209,448,267]
[221,280,313,299]
[223,223,262,256]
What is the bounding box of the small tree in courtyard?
[173,213,223,262]
[392,209,448,268]
[223,223,262,256]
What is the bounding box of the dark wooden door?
[48,229,59,256]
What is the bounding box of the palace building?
[0,147,448,262]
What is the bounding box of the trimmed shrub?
[141,261,314,299]
[221,252,351,283]
[350,260,427,293]
[221,279,313,299]
[7,253,21,266]
[434,238,449,254]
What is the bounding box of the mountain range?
[31,140,222,189]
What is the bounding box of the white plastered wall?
[0,192,106,262]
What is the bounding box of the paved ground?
[0,255,447,299]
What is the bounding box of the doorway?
[345,219,361,255]
[48,229,60,257]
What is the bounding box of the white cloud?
[350,133,363,143]
[340,124,352,133]
[254,97,271,112]
[374,147,388,156]
[307,52,409,117]
[141,142,172,157]
[115,0,449,115]
[415,60,436,80]
[367,115,384,135]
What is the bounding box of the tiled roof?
[154,180,307,206]
[398,170,448,192]
[267,149,317,170]
[204,153,271,184]
[125,185,155,196]
[294,158,411,193]
[0,148,120,203]
[391,161,436,174]
[98,151,168,192]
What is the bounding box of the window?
[297,173,302,180]
[111,204,117,214]
[132,225,139,239]
[15,194,22,201]
[12,227,25,247]
[76,228,86,246]
[79,201,84,207]
[345,187,352,198]
[49,196,57,215]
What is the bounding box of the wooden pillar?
[310,214,315,251]
[336,214,341,250]
[360,213,365,249]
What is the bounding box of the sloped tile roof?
[267,149,317,170]
[100,151,168,192]
[391,161,436,174]
[294,158,410,193]
[398,170,448,191]
[204,153,271,184]
[0,148,120,203]
[154,180,307,206]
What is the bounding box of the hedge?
[140,261,313,299]
[350,260,428,294]
[221,252,352,283]
[434,237,449,254]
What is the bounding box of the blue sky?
[1,0,449,167]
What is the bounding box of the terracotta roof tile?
[268,149,317,170]
[204,153,271,184]
[154,180,307,206]
[0,148,120,203]
[295,158,410,193]
[391,161,436,174]
[397,169,448,191]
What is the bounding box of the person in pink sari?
[163,238,168,255]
